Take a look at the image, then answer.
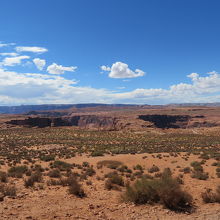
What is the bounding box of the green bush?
[48,169,61,178]
[191,171,209,180]
[182,167,191,174]
[105,172,124,190]
[0,184,16,197]
[8,165,28,178]
[97,160,122,169]
[91,151,104,157]
[68,176,86,198]
[51,160,72,171]
[0,171,7,183]
[24,171,42,188]
[123,171,193,212]
[201,186,220,203]
[148,165,160,173]
[40,155,55,162]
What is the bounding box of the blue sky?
[1,0,220,105]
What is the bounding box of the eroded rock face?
[5,115,119,130]
[77,115,117,130]
[138,115,191,129]
[6,114,216,130]
[7,117,52,128]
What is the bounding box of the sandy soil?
[0,152,220,220]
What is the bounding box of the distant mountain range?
[1,103,220,114]
[0,104,139,114]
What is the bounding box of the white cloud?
[100,65,111,71]
[101,62,145,78]
[0,52,18,57]
[117,86,126,90]
[15,46,48,53]
[47,63,77,74]
[0,42,15,48]
[1,68,220,105]
[33,58,46,70]
[1,55,30,66]
[0,68,109,105]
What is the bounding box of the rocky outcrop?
[6,114,217,130]
[138,115,191,129]
[77,115,117,130]
[7,117,52,128]
[138,114,218,129]
[5,115,119,130]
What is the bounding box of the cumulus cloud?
[0,52,18,57]
[100,65,111,71]
[1,55,30,66]
[15,46,48,53]
[47,63,77,74]
[0,68,110,105]
[0,42,15,47]
[1,67,220,105]
[101,62,145,78]
[113,71,220,104]
[33,58,46,70]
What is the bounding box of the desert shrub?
[105,172,124,190]
[91,151,104,157]
[191,171,209,180]
[134,171,143,178]
[190,161,208,180]
[216,168,220,173]
[25,170,32,176]
[201,186,220,203]
[154,172,162,178]
[199,153,210,160]
[123,178,159,204]
[192,164,203,172]
[24,171,42,188]
[123,174,193,212]
[8,165,28,178]
[4,185,16,197]
[85,167,96,177]
[51,160,72,171]
[47,176,70,186]
[82,162,89,167]
[142,174,153,179]
[40,155,55,162]
[24,177,34,187]
[216,168,220,178]
[161,168,172,179]
[190,161,203,172]
[200,159,206,165]
[117,166,132,175]
[212,162,220,167]
[0,171,7,183]
[48,169,61,178]
[68,176,86,198]
[30,171,42,182]
[148,165,160,173]
[32,164,44,172]
[181,167,191,174]
[0,184,16,197]
[176,176,184,185]
[47,179,61,186]
[97,160,123,169]
[134,164,143,171]
[158,178,192,212]
[86,180,92,185]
